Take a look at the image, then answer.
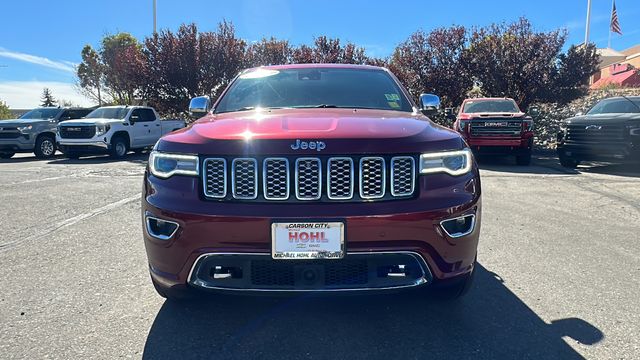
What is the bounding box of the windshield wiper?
[293,104,339,109]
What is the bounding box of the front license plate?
[271,222,344,259]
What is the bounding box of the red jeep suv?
[453,97,534,165]
[141,64,481,300]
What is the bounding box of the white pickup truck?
[56,106,186,159]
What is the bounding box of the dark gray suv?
[0,107,92,159]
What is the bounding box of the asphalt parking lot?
[0,152,639,359]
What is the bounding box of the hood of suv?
[59,118,120,126]
[158,109,464,155]
[0,118,55,127]
[566,113,640,125]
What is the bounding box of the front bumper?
[57,137,109,153]
[465,135,533,155]
[558,141,640,163]
[0,135,35,152]
[187,252,432,292]
[142,167,482,293]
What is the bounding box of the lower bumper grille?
[189,252,431,291]
[0,132,22,139]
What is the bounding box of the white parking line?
[0,193,141,252]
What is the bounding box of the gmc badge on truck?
[290,139,326,151]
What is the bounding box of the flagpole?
[585,0,592,44]
[608,0,614,48]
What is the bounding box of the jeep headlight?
[419,149,472,176]
[149,151,199,179]
[17,125,33,133]
[95,124,110,136]
[630,126,640,136]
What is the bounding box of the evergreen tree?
[40,88,57,107]
[0,99,12,120]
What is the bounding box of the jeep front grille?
[360,157,385,199]
[263,158,289,200]
[203,158,227,198]
[231,158,258,199]
[327,157,354,200]
[391,156,415,196]
[203,156,416,202]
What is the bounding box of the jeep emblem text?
[291,139,326,151]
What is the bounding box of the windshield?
[587,98,640,115]
[85,107,130,119]
[463,99,520,113]
[19,108,62,120]
[214,67,413,114]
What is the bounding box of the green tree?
[0,99,12,120]
[77,45,105,105]
[545,43,600,104]
[101,33,145,104]
[40,88,57,107]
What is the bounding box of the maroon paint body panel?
[142,64,482,295]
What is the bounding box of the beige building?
[590,45,640,88]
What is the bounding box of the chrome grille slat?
[391,156,415,196]
[203,158,227,198]
[263,158,289,200]
[327,157,354,200]
[295,158,322,200]
[203,155,415,201]
[232,158,258,199]
[359,157,386,199]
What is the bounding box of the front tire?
[559,155,580,168]
[516,151,532,166]
[65,152,80,160]
[110,136,129,159]
[34,135,56,159]
[0,152,15,159]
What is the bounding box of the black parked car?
[557,96,640,168]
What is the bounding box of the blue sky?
[1,0,639,108]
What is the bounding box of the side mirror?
[528,106,540,117]
[575,112,584,117]
[419,93,440,116]
[444,107,456,120]
[130,115,139,123]
[189,96,211,117]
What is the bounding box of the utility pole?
[584,0,592,45]
[153,0,157,34]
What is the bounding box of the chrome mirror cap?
[189,96,211,117]
[419,93,440,116]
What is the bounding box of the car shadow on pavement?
[45,153,149,165]
[476,153,580,175]
[142,264,603,360]
[577,162,640,178]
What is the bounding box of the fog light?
[440,214,475,238]
[146,215,179,240]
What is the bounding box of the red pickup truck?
[141,64,481,301]
[453,97,534,165]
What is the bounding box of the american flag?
[610,0,622,35]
